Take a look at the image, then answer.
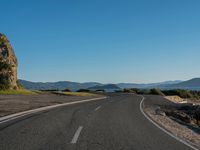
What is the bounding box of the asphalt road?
[0,94,194,150]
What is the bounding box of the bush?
[123,88,135,93]
[0,74,11,90]
[162,89,193,99]
[0,61,12,70]
[77,89,90,92]
[17,80,24,89]
[121,88,150,94]
[137,89,151,95]
[190,91,200,100]
[149,88,165,96]
[63,88,71,92]
[130,88,142,94]
[0,59,12,90]
[95,89,105,92]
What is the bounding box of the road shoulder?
[140,95,200,150]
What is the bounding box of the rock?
[195,107,200,126]
[0,33,18,89]
[166,110,192,123]
[155,107,166,116]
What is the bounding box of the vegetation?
[149,89,165,96]
[122,88,136,93]
[17,80,24,89]
[62,88,71,92]
[0,89,38,95]
[95,89,105,92]
[77,89,91,92]
[62,92,97,97]
[0,59,12,90]
[190,90,200,99]
[0,74,11,90]
[162,89,193,99]
[120,88,200,100]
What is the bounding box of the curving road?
[0,94,194,150]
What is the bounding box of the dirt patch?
[165,96,187,103]
[0,93,103,117]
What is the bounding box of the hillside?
[0,33,18,89]
[170,78,200,90]
[19,78,200,91]
[19,80,102,91]
[88,84,121,92]
[118,80,182,89]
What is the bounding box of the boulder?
[155,107,166,116]
[166,110,192,123]
[0,33,18,89]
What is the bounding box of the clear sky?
[1,0,200,83]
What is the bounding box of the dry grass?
[0,89,39,95]
[62,92,97,97]
[165,96,186,103]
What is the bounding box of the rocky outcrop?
[164,105,200,127]
[0,33,18,89]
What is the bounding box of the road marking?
[71,126,83,144]
[0,97,107,124]
[139,95,198,150]
[94,106,101,111]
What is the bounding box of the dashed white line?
[94,106,101,111]
[71,126,83,144]
[0,97,107,124]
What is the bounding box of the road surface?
[0,94,194,150]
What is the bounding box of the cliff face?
[0,33,18,89]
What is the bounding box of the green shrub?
[16,80,24,89]
[62,88,71,92]
[123,88,135,93]
[0,59,13,90]
[95,89,105,92]
[0,74,11,90]
[162,89,193,99]
[77,89,90,92]
[149,88,165,96]
[137,89,151,95]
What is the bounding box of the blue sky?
[1,0,200,83]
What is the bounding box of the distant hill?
[117,80,182,89]
[88,84,121,92]
[170,78,200,90]
[19,78,200,91]
[19,80,102,91]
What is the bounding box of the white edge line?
[71,126,83,144]
[139,95,198,150]
[94,106,101,111]
[0,97,107,124]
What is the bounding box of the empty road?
[0,94,194,150]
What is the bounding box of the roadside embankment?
[142,95,200,149]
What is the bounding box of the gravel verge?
[143,95,200,149]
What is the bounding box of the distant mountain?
[19,78,200,91]
[170,78,200,90]
[117,80,182,89]
[88,84,121,92]
[19,80,102,91]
